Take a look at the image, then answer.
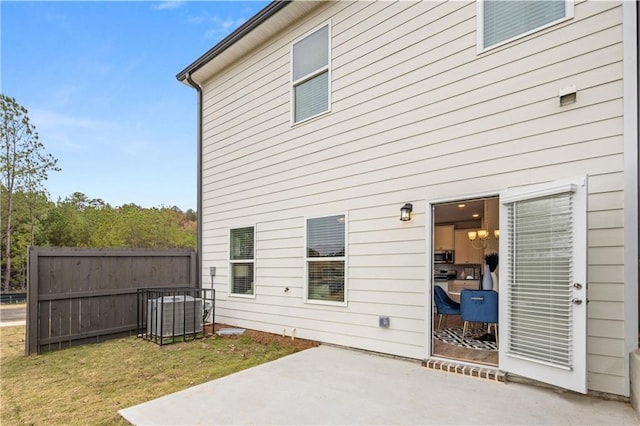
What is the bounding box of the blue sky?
[1,0,269,211]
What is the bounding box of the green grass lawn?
[0,325,315,425]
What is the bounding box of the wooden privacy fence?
[26,247,197,354]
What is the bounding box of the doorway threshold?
[422,358,506,382]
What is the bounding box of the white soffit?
[189,2,322,86]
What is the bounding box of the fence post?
[26,246,39,355]
[190,251,197,288]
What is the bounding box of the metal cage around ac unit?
[137,287,215,345]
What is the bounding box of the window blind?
[230,227,254,295]
[293,25,328,81]
[307,215,345,258]
[507,193,573,368]
[307,215,345,302]
[483,0,566,49]
[294,72,329,123]
[230,227,254,260]
[292,24,329,123]
[231,263,254,294]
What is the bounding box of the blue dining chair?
[460,289,499,344]
[433,286,461,329]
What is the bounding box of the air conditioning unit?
[147,295,203,338]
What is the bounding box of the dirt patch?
[209,324,318,351]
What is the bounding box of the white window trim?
[228,225,256,299]
[304,212,348,307]
[476,0,574,54]
[290,21,332,126]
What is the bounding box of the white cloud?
[204,16,248,41]
[153,2,184,11]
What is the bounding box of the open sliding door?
[499,176,587,394]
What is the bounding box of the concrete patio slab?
[119,345,638,425]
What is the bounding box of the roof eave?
[176,0,292,84]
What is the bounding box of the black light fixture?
[400,203,413,221]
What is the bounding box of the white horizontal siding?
[589,318,625,339]
[589,336,625,357]
[212,304,420,335]
[588,247,625,265]
[348,278,425,294]
[589,354,626,375]
[201,24,622,200]
[588,373,626,395]
[201,96,623,218]
[198,0,627,393]
[587,264,624,283]
[589,210,624,229]
[589,228,624,247]
[349,240,425,256]
[589,301,625,321]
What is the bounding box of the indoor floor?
[432,313,498,366]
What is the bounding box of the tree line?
[1,94,196,292]
[1,190,197,292]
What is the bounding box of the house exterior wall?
[197,1,630,395]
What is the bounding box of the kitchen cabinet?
[454,230,483,264]
[448,279,481,303]
[434,225,455,251]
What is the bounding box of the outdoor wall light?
[400,203,413,221]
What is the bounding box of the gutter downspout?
[185,72,203,288]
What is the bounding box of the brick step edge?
[422,359,506,382]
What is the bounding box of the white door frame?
[426,179,588,394]
[424,190,500,361]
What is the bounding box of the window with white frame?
[479,0,573,51]
[292,23,330,124]
[306,215,345,303]
[229,226,255,296]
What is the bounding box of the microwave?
[434,250,454,264]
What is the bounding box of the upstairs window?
[478,0,573,51]
[229,226,255,296]
[292,23,330,124]
[306,214,346,304]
